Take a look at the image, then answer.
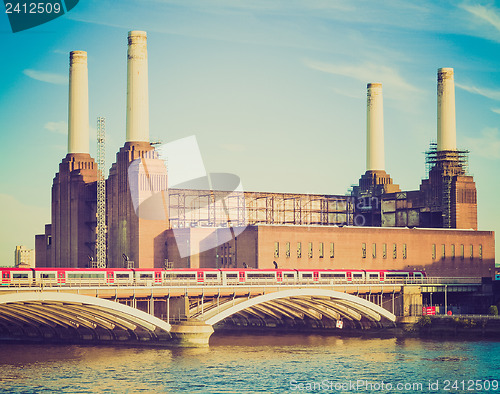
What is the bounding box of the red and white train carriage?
[0,267,427,287]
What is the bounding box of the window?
[393,243,397,259]
[308,242,313,258]
[319,242,324,258]
[441,244,446,259]
[274,242,279,258]
[479,244,483,260]
[432,244,436,260]
[361,243,367,258]
[285,242,290,258]
[403,243,407,259]
[330,243,335,258]
[470,244,473,259]
[382,243,387,259]
[297,242,302,258]
[372,243,376,258]
[460,244,464,260]
[451,244,455,259]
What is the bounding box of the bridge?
[0,278,486,346]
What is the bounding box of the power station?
[35,31,495,279]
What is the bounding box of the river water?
[0,333,499,393]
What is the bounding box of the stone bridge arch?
[199,288,396,329]
[0,292,171,343]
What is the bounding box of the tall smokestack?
[68,51,89,154]
[126,30,149,142]
[366,83,385,171]
[437,68,457,151]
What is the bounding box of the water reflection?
[1,335,499,393]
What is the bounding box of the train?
[0,267,427,287]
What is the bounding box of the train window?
[13,273,29,279]
[284,273,295,278]
[41,273,55,279]
[286,242,290,258]
[226,274,238,279]
[116,274,130,279]
[321,273,345,278]
[302,274,312,278]
[274,242,279,258]
[386,273,408,278]
[139,274,153,279]
[68,273,105,279]
[361,243,366,258]
[353,274,363,278]
[319,242,324,258]
[247,273,275,279]
[165,274,196,279]
[369,274,378,279]
[206,274,218,279]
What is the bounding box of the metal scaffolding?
[167,189,354,228]
[96,117,107,268]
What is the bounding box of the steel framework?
[96,117,107,268]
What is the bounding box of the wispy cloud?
[460,3,500,43]
[456,83,500,101]
[461,3,500,32]
[492,108,500,115]
[464,127,500,159]
[44,121,67,135]
[23,69,67,85]
[305,60,421,94]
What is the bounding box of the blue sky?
[0,0,499,266]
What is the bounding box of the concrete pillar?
[437,68,457,151]
[169,296,189,321]
[68,51,89,154]
[126,30,149,142]
[366,83,385,171]
[169,321,214,347]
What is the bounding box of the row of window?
[361,243,407,259]
[274,242,335,259]
[431,244,482,260]
[273,241,484,261]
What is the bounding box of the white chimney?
[126,30,149,142]
[68,51,89,154]
[366,83,385,171]
[437,68,457,151]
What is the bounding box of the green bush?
[488,305,498,316]
[418,316,432,327]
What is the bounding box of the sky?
[0,0,499,267]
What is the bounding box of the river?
[1,333,499,393]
